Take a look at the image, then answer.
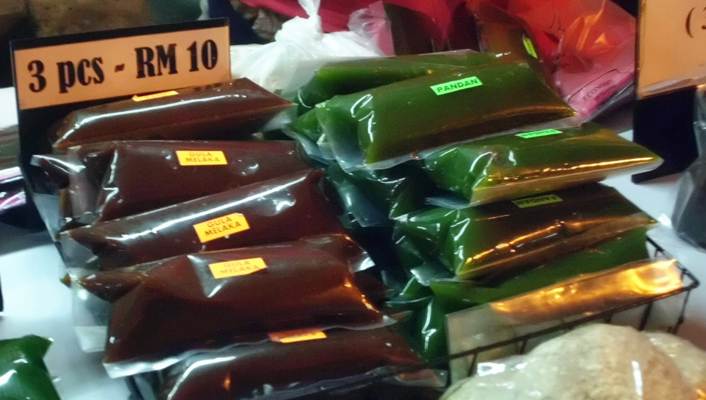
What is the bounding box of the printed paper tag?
[430,76,483,96]
[193,212,250,243]
[516,128,563,139]
[513,194,563,209]
[132,90,179,102]
[209,257,267,279]
[176,150,228,166]
[523,35,539,59]
[269,329,328,344]
[12,20,230,110]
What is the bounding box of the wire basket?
[126,236,701,399]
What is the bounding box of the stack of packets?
[286,49,679,368]
[31,79,433,399]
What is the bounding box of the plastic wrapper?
[422,123,662,206]
[230,0,386,97]
[396,184,653,279]
[468,0,636,119]
[0,335,60,400]
[673,85,706,249]
[327,162,432,227]
[60,169,345,270]
[73,234,382,375]
[391,228,649,362]
[33,140,310,226]
[446,259,687,381]
[431,227,650,310]
[646,332,706,396]
[443,324,695,399]
[158,327,423,400]
[51,79,293,150]
[296,51,502,112]
[319,62,575,169]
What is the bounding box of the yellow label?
[193,213,250,243]
[209,257,267,279]
[176,150,228,166]
[132,90,179,102]
[269,329,327,344]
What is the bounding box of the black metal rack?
[127,236,700,399]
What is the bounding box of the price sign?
[12,20,230,110]
[638,0,706,98]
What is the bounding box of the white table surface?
[0,88,705,400]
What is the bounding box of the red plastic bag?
[468,0,635,119]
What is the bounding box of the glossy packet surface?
[296,52,502,112]
[422,124,662,206]
[0,335,61,400]
[75,235,382,373]
[390,228,650,362]
[327,162,432,227]
[446,261,687,382]
[430,228,649,310]
[319,62,574,170]
[396,184,653,279]
[51,79,293,150]
[444,324,695,399]
[34,140,310,225]
[60,169,344,270]
[160,327,423,400]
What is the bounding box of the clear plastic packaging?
[395,184,653,279]
[318,62,575,170]
[33,140,310,226]
[326,162,433,228]
[646,332,706,395]
[51,79,293,150]
[672,84,706,249]
[0,335,61,400]
[389,228,650,362]
[443,324,695,399]
[72,234,384,375]
[422,123,662,206]
[230,0,385,97]
[445,259,687,381]
[60,169,345,270]
[296,51,502,112]
[158,327,424,400]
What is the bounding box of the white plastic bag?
[230,0,385,96]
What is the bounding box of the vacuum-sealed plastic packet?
[430,228,649,309]
[75,235,382,368]
[296,52,502,112]
[391,228,649,362]
[395,184,653,279]
[319,63,575,169]
[159,327,423,400]
[422,124,662,206]
[51,79,293,150]
[33,140,310,225]
[327,162,432,227]
[60,169,345,270]
[0,335,61,400]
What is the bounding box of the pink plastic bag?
[469,0,635,119]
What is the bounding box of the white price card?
[12,20,231,110]
[639,0,706,98]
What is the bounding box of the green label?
[430,76,483,96]
[523,35,538,59]
[516,128,563,139]
[513,194,563,209]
